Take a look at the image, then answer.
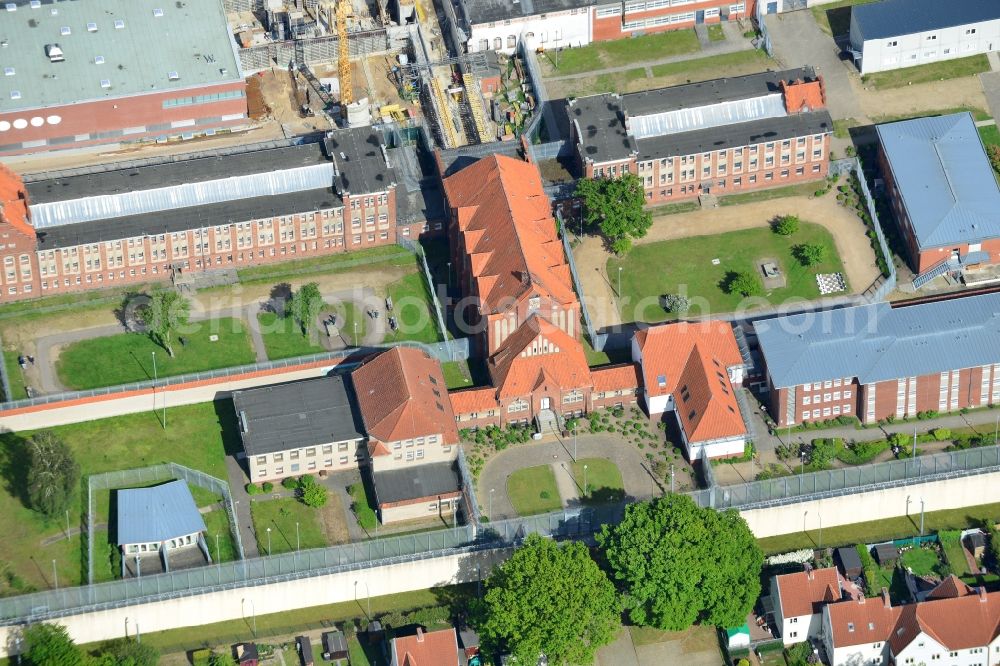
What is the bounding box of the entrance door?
[540,397,551,410]
[696,9,705,23]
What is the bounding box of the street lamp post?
[266,527,272,556]
[573,424,578,462]
[52,559,58,589]
[215,534,221,570]
[995,414,999,445]
[353,320,358,347]
[489,488,494,522]
[818,513,823,548]
[803,510,808,535]
[617,266,623,297]
[446,261,452,291]
[583,464,589,498]
[135,556,141,580]
[242,598,257,637]
[296,521,300,552]
[920,498,925,535]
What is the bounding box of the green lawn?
[719,182,823,206]
[811,0,879,36]
[941,536,972,577]
[980,124,1000,148]
[650,49,772,81]
[707,24,725,42]
[384,273,442,344]
[56,317,256,390]
[901,546,946,577]
[347,636,373,666]
[0,401,235,590]
[235,246,414,284]
[507,465,562,516]
[833,118,863,140]
[609,222,847,323]
[862,54,991,90]
[340,301,370,346]
[441,360,473,389]
[544,30,699,76]
[647,200,701,217]
[572,458,624,504]
[256,311,326,361]
[203,509,239,563]
[872,106,992,124]
[3,349,27,400]
[874,566,910,603]
[250,498,328,556]
[758,501,1000,554]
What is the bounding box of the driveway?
[476,434,661,521]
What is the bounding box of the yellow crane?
[337,0,352,106]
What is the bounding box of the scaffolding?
[462,73,490,143]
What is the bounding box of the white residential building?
[771,567,842,646]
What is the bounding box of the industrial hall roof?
[0,0,242,113]
[851,0,1000,41]
[232,375,366,456]
[876,112,1000,251]
[115,479,206,545]
[754,291,1000,389]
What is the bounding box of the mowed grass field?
[609,222,846,323]
[56,317,256,390]
[541,29,699,76]
[250,498,328,555]
[507,465,562,516]
[861,54,991,90]
[0,401,236,592]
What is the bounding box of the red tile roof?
[443,155,578,316]
[776,567,841,618]
[391,627,459,666]
[635,322,742,398]
[488,315,592,399]
[591,363,642,393]
[351,347,459,446]
[0,165,33,239]
[927,574,975,600]
[448,387,497,415]
[674,343,747,443]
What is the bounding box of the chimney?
[416,627,424,643]
[882,587,891,608]
[804,562,813,580]
[858,595,866,605]
[980,587,988,602]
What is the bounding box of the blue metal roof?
[754,293,1000,389]
[116,480,206,546]
[877,113,1000,251]
[852,0,1000,41]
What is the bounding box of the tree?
[139,290,189,357]
[575,174,652,255]
[723,271,763,297]
[301,482,328,508]
[21,623,84,666]
[477,533,620,665]
[26,431,79,518]
[772,215,800,235]
[597,495,763,631]
[95,638,159,666]
[288,282,323,336]
[793,243,826,266]
[208,651,238,666]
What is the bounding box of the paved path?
[552,462,580,507]
[544,24,753,82]
[980,71,1000,123]
[225,456,261,559]
[476,434,660,521]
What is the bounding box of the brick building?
[443,154,640,430]
[567,67,833,205]
[456,0,753,56]
[755,292,1000,428]
[876,112,1000,282]
[0,128,444,303]
[0,0,246,156]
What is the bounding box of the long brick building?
[755,292,1000,427]
[0,128,444,303]
[567,67,833,205]
[0,0,246,156]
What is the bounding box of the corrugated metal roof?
[852,0,1000,41]
[754,293,1000,388]
[115,480,206,545]
[876,113,1000,251]
[628,93,787,139]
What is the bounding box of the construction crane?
[336,0,352,106]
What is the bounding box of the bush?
[772,215,800,235]
[298,474,316,487]
[660,293,690,314]
[245,483,261,495]
[932,428,952,441]
[793,243,826,267]
[723,271,763,297]
[857,544,879,596]
[301,483,328,508]
[282,477,299,490]
[261,481,274,492]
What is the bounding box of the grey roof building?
[116,480,206,546]
[373,461,461,506]
[754,292,1000,389]
[232,375,366,457]
[851,0,999,41]
[876,113,1000,254]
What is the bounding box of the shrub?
[772,215,800,235]
[660,293,690,314]
[301,483,328,508]
[932,428,952,441]
[857,544,879,596]
[540,490,551,500]
[793,243,827,267]
[245,483,261,495]
[261,481,274,492]
[282,477,299,490]
[723,271,763,297]
[298,474,316,487]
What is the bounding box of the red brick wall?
[590,0,745,42]
[0,81,248,156]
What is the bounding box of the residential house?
[849,0,1000,75]
[567,68,833,205]
[771,566,842,646]
[632,322,748,460]
[876,112,1000,281]
[390,627,460,666]
[754,291,1000,427]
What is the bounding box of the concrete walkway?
[225,456,261,559]
[552,461,580,507]
[476,434,660,521]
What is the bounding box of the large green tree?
[597,495,763,631]
[91,638,160,666]
[21,623,84,666]
[139,290,190,357]
[26,431,80,518]
[478,533,620,665]
[288,282,323,337]
[575,174,652,255]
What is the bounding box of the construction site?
[225,0,538,149]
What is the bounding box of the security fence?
[395,237,460,361]
[86,464,244,585]
[457,448,482,526]
[558,210,605,352]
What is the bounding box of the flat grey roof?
[460,0,588,26]
[754,292,1000,389]
[852,0,1000,41]
[116,479,206,545]
[373,461,461,506]
[327,127,397,195]
[0,0,241,113]
[876,113,1000,251]
[232,375,366,456]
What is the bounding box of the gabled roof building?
[771,567,843,646]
